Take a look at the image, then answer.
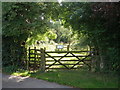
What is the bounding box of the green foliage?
[2,2,50,37]
[51,2,120,73]
[45,30,57,40]
[3,65,20,74]
[48,21,74,44]
[2,2,54,67]
[2,2,120,73]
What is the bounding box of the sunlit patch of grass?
[12,70,30,77]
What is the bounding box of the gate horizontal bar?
[46,63,84,65]
[29,57,41,59]
[45,55,90,58]
[45,51,93,53]
[46,59,91,62]
[45,67,83,69]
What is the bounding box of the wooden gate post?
[34,47,37,70]
[27,47,30,71]
[91,48,97,72]
[40,48,46,72]
[24,47,27,70]
[67,45,69,51]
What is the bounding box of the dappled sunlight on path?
[2,73,72,88]
[8,75,30,82]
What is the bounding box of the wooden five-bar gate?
[26,47,94,72]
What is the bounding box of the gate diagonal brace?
[45,53,58,69]
[70,52,91,69]
[80,54,92,68]
[45,52,70,69]
[56,52,70,69]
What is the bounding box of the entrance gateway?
[26,47,95,72]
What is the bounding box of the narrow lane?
[2,73,72,88]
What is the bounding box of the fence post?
[67,45,69,51]
[40,48,46,72]
[28,47,30,71]
[24,47,27,70]
[91,48,97,72]
[34,47,37,70]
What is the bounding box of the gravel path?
[2,73,72,88]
